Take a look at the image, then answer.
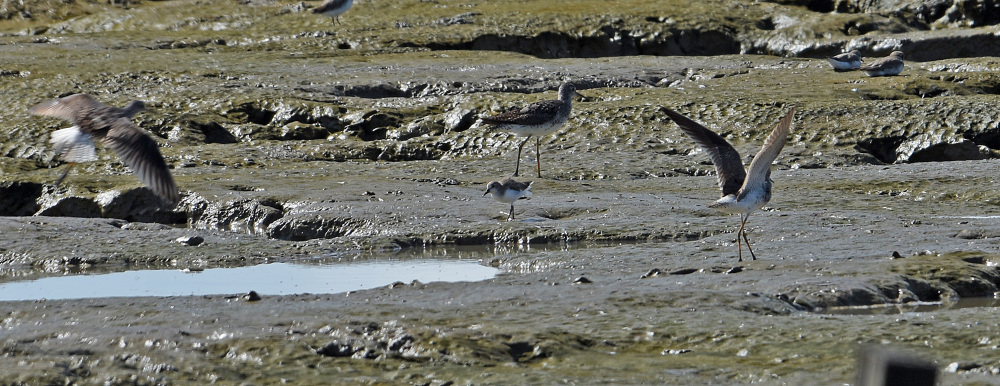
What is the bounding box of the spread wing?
[662,107,746,197]
[103,118,180,204]
[28,94,103,123]
[739,108,795,195]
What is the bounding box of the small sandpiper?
[662,107,796,261]
[826,50,863,71]
[312,0,353,24]
[484,178,532,221]
[29,94,181,204]
[859,51,904,77]
[481,82,581,178]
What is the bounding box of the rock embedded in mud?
[316,341,358,357]
[174,235,205,246]
[896,137,992,163]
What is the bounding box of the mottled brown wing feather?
[859,55,900,71]
[28,94,103,122]
[504,179,532,191]
[662,108,747,197]
[858,60,882,71]
[482,100,563,126]
[740,108,795,194]
[103,119,180,204]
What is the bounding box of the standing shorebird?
[859,51,904,77]
[484,178,532,221]
[29,94,181,205]
[826,50,863,71]
[662,107,795,261]
[481,82,580,178]
[312,0,353,24]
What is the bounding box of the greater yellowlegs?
[663,107,796,261]
[481,82,580,178]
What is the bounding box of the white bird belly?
[50,126,98,163]
[504,120,566,136]
[710,191,768,215]
[492,188,530,204]
[827,58,861,70]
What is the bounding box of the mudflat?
[3,0,1000,384]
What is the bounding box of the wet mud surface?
[4,0,1000,384]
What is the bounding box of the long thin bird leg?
[740,214,757,261]
[735,214,747,262]
[535,137,542,178]
[514,135,532,177]
[54,163,76,187]
[508,203,515,221]
[742,231,757,260]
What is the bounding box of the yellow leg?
[736,215,745,262]
[739,214,757,261]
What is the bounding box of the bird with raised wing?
[662,107,795,261]
[29,94,180,204]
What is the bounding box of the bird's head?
[123,100,147,117]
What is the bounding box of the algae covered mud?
[4,0,1000,383]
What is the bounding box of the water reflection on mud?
[819,295,1000,315]
[0,260,497,301]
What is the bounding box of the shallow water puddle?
[819,296,1000,315]
[0,260,497,301]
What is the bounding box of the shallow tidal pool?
[0,260,498,301]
